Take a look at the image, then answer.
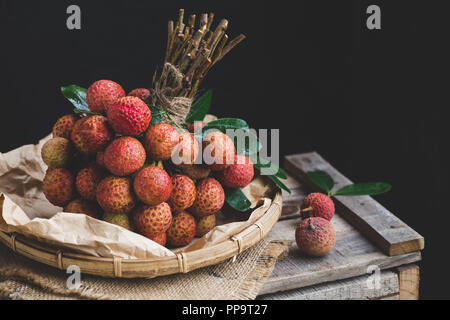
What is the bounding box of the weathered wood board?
[284,152,424,256]
[258,163,422,296]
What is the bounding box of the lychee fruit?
[167,212,197,247]
[96,151,105,167]
[168,174,196,213]
[76,164,108,201]
[202,131,236,171]
[107,96,151,136]
[187,122,206,133]
[71,115,114,155]
[217,154,254,188]
[189,178,225,217]
[43,168,75,207]
[133,202,172,237]
[128,88,151,101]
[171,131,199,166]
[295,217,336,257]
[52,114,78,139]
[103,212,133,231]
[133,166,172,206]
[64,198,100,219]
[86,80,125,114]
[96,176,136,214]
[196,214,216,237]
[148,233,167,246]
[41,137,73,168]
[181,164,211,180]
[300,193,335,221]
[144,123,180,160]
[103,137,146,176]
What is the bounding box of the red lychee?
[43,168,75,207]
[133,166,172,206]
[128,88,151,101]
[76,164,108,201]
[167,212,197,247]
[107,96,151,136]
[70,115,114,155]
[41,137,73,168]
[148,233,167,246]
[171,131,199,166]
[133,202,173,238]
[96,176,136,214]
[103,137,146,176]
[295,217,336,257]
[181,165,211,180]
[217,154,254,188]
[196,214,216,237]
[64,198,100,219]
[189,178,225,217]
[168,174,196,213]
[96,151,105,167]
[300,193,335,221]
[52,114,78,139]
[202,131,236,171]
[86,80,125,114]
[144,123,180,160]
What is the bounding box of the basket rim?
[0,192,282,278]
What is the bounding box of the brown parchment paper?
[0,135,274,260]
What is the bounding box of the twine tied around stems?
[149,63,193,126]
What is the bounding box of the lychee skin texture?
[41,137,73,168]
[189,178,225,217]
[202,131,236,171]
[133,166,172,206]
[168,174,196,213]
[103,137,146,176]
[71,116,114,155]
[300,193,335,221]
[218,155,254,188]
[43,168,75,207]
[196,214,216,237]
[107,96,151,136]
[76,165,108,201]
[96,176,136,214]
[149,233,167,246]
[181,165,211,180]
[64,198,100,219]
[144,123,180,160]
[295,217,336,257]
[96,151,105,167]
[103,212,133,231]
[53,114,78,139]
[171,131,199,166]
[86,80,125,114]
[128,88,151,101]
[133,202,173,238]
[167,212,197,247]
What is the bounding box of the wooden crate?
[257,152,423,300]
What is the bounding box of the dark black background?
[0,0,448,299]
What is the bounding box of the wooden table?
[257,153,424,300]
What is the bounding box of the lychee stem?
[300,206,313,213]
[307,218,315,231]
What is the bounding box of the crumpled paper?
[0,135,274,259]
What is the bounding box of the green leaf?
[268,175,291,194]
[253,156,287,180]
[333,182,392,196]
[185,90,212,124]
[148,106,165,125]
[200,118,249,135]
[225,188,252,212]
[306,170,335,194]
[61,85,93,113]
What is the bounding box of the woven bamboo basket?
[0,192,282,278]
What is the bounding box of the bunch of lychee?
[295,193,336,257]
[41,80,255,248]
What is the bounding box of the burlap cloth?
[0,238,289,300]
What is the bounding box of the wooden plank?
[258,270,399,300]
[283,152,424,256]
[397,264,420,300]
